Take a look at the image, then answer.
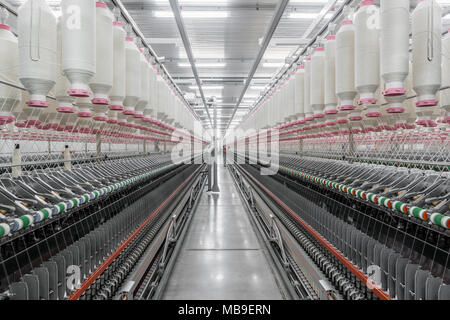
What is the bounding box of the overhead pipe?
[168,0,213,127]
[225,0,290,132]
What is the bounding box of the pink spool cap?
[416,99,438,107]
[96,1,107,8]
[313,113,324,118]
[93,115,108,122]
[133,113,144,119]
[349,116,363,121]
[0,116,9,125]
[78,111,93,118]
[27,100,49,108]
[366,112,381,117]
[107,119,118,124]
[0,115,14,124]
[92,98,110,105]
[339,105,355,111]
[109,105,124,111]
[68,89,90,97]
[325,109,338,115]
[305,116,314,121]
[382,88,406,97]
[123,109,136,116]
[360,0,374,6]
[358,98,377,105]
[0,24,10,31]
[387,107,405,113]
[57,106,75,113]
[336,119,348,124]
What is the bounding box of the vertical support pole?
[143,139,147,154]
[207,151,212,192]
[211,100,220,192]
[96,132,101,158]
[48,138,51,154]
[12,144,21,178]
[299,138,303,156]
[64,145,72,171]
[234,136,237,164]
[164,140,167,153]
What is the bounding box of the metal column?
[211,100,220,192]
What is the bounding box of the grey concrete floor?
[162,165,285,300]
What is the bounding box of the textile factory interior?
[0,0,448,306]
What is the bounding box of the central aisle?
[162,165,285,300]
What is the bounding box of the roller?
[324,24,338,125]
[335,7,356,111]
[380,0,409,113]
[0,8,21,124]
[18,0,57,108]
[412,0,441,108]
[89,1,114,106]
[355,0,380,116]
[61,0,96,98]
[134,49,149,119]
[311,40,325,120]
[442,29,450,123]
[56,18,75,114]
[304,55,313,121]
[110,19,126,112]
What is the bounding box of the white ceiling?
[119,0,344,133]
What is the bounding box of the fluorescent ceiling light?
[178,62,226,67]
[262,62,285,68]
[154,11,228,18]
